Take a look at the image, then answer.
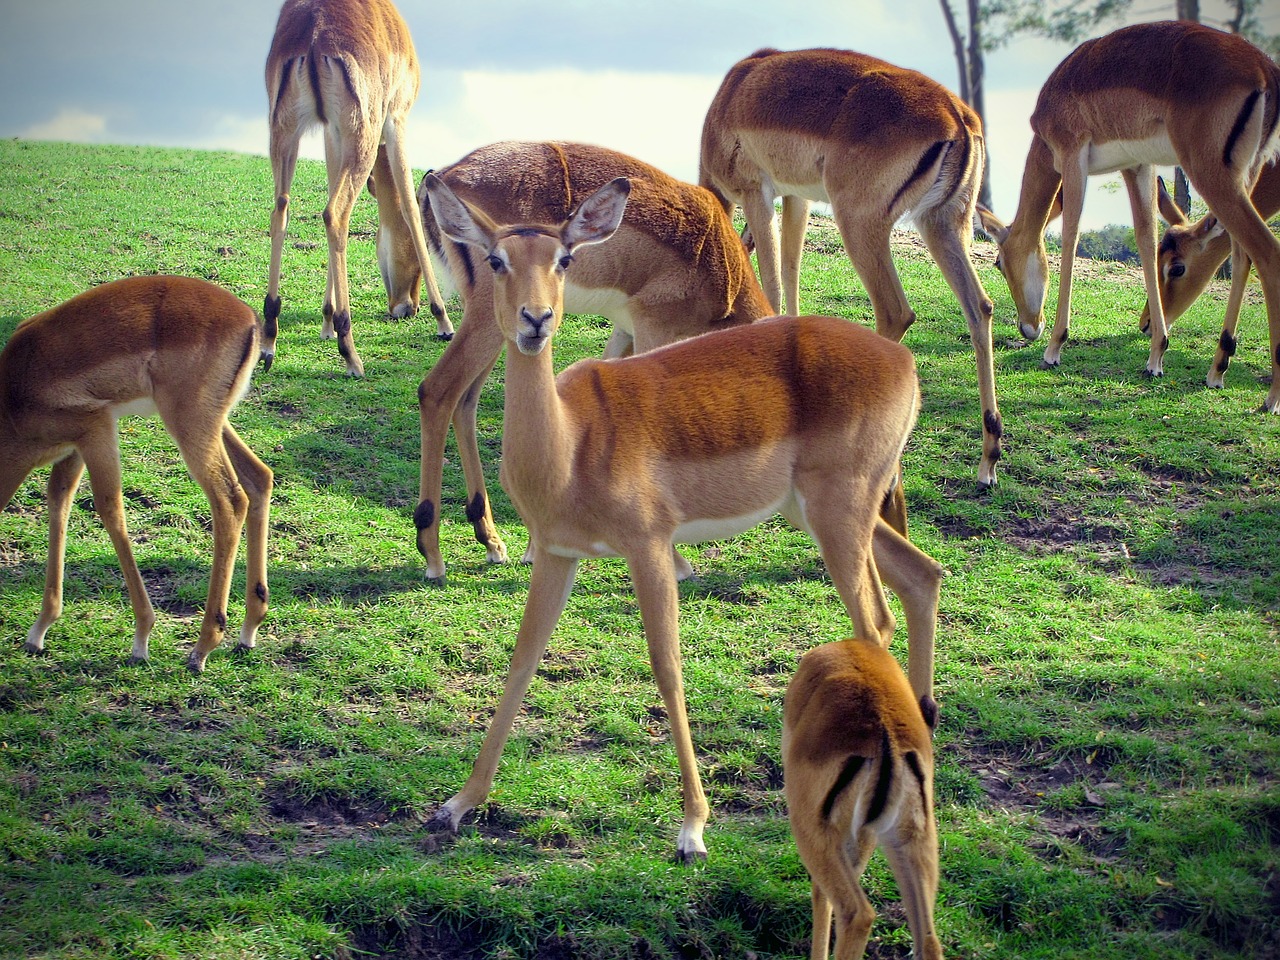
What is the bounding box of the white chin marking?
[517,335,549,355]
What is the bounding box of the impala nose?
[520,306,553,336]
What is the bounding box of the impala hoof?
[675,847,709,865]
[437,330,455,342]
[426,807,461,834]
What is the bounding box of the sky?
[0,0,1272,233]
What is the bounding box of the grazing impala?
[1140,165,1280,389]
[420,173,943,863]
[403,141,773,585]
[1,277,273,673]
[977,21,1280,410]
[784,639,943,960]
[699,47,1002,489]
[264,0,453,377]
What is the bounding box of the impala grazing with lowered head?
[978,21,1280,410]
[1,276,273,674]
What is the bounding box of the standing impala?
[264,0,453,378]
[699,47,1002,489]
[403,141,773,586]
[421,174,944,863]
[1,277,273,674]
[977,20,1280,410]
[1140,165,1280,390]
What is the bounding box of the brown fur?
[783,640,943,960]
[421,175,943,863]
[265,0,452,378]
[699,47,1002,489]
[977,21,1280,408]
[0,277,273,673]
[405,141,773,585]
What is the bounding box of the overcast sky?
[0,1,1269,232]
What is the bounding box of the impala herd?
[3,1,1277,955]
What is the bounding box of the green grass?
[1,138,1277,960]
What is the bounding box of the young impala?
[398,141,773,586]
[1140,164,1280,390]
[264,0,453,377]
[420,173,943,863]
[784,639,943,960]
[1,276,273,673]
[699,47,1001,489]
[977,21,1280,409]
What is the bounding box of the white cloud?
[406,68,722,186]
[20,108,108,143]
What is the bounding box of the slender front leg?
[742,183,784,313]
[428,549,579,832]
[79,429,157,663]
[416,300,507,584]
[1207,237,1253,389]
[780,195,811,315]
[25,453,86,654]
[625,540,709,862]
[871,520,943,711]
[1125,166,1168,377]
[1043,145,1089,367]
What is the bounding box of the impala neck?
[500,339,574,498]
[1012,135,1063,244]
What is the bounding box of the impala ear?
[1199,215,1225,243]
[1156,176,1190,227]
[423,173,496,251]
[975,204,1009,244]
[564,177,630,249]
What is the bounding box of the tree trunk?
[1176,0,1201,20]
[967,0,993,209]
[939,0,971,103]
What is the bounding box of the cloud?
[408,68,725,184]
[20,108,109,143]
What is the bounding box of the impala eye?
[486,254,504,273]
[1169,262,1186,279]
[558,254,574,270]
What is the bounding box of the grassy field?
[0,138,1277,960]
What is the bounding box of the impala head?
[424,174,631,355]
[976,202,1056,342]
[1138,176,1230,333]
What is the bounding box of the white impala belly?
[111,397,159,419]
[565,281,632,335]
[1087,133,1176,175]
[769,175,830,204]
[673,491,792,545]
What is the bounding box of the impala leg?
[780,195,812,315]
[24,453,86,654]
[453,358,508,565]
[1195,184,1280,412]
[1043,145,1089,368]
[810,883,834,960]
[172,424,250,674]
[416,298,509,583]
[1208,238,1253,389]
[79,427,156,664]
[882,819,944,960]
[917,214,1002,488]
[808,827,878,960]
[626,539,709,862]
[382,118,454,339]
[1124,166,1168,377]
[264,130,300,369]
[223,425,273,653]
[742,183,784,313]
[871,519,942,711]
[429,549,579,832]
[834,211,915,340]
[321,125,377,377]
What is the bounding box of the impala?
[421,174,943,862]
[1141,165,1280,389]
[403,141,773,586]
[1,276,273,673]
[699,47,1002,488]
[784,639,943,960]
[977,20,1280,410]
[264,0,453,378]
